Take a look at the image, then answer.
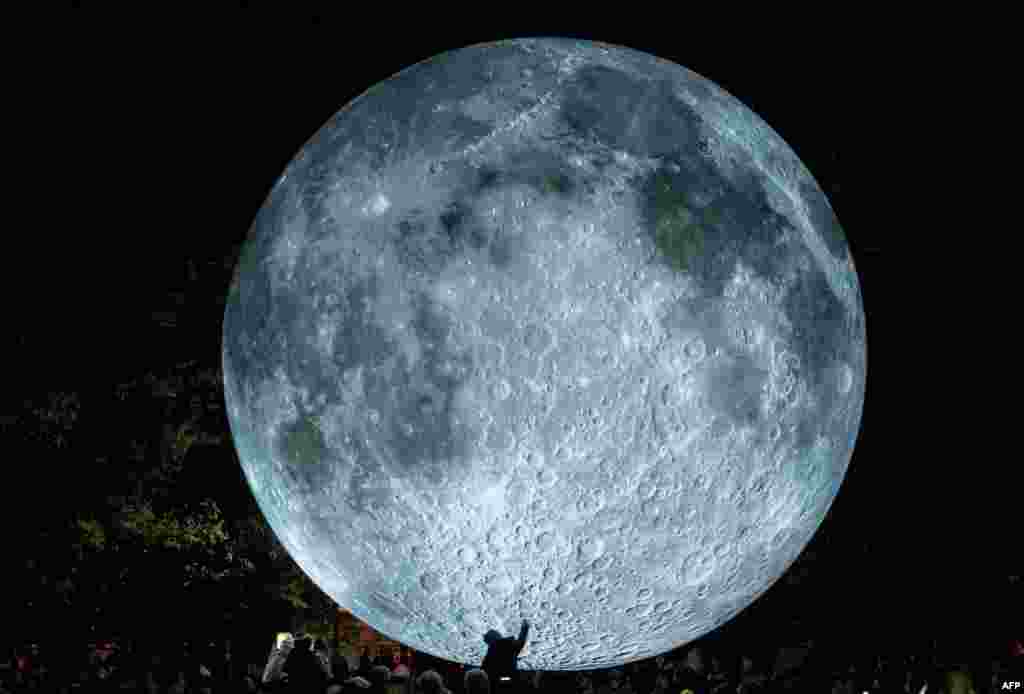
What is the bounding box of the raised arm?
[262,636,294,684]
[516,620,530,652]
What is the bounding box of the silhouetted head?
[684,647,705,673]
[483,630,502,646]
[369,664,391,689]
[284,646,326,692]
[465,668,490,694]
[417,668,446,694]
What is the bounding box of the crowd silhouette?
[2,629,1021,693]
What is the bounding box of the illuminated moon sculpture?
[222,38,866,670]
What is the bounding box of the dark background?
[18,13,1014,663]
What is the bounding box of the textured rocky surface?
[222,38,865,669]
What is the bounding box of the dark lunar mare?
[393,148,586,278]
[230,257,483,502]
[360,292,478,484]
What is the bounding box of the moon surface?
[222,38,866,670]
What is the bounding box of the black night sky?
[17,14,1016,668]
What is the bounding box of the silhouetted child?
[482,620,529,693]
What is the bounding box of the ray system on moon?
[222,38,866,670]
